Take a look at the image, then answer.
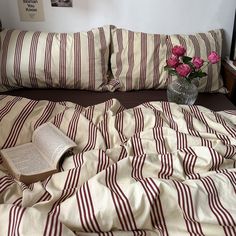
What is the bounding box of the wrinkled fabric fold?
[0,95,236,235]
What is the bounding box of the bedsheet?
[0,95,236,236]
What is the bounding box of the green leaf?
[196,71,207,78]
[182,56,192,63]
[164,65,170,71]
[187,69,207,80]
[168,70,178,76]
[164,65,174,71]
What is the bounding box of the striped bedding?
[110,27,225,92]
[0,26,111,92]
[0,95,236,235]
[0,26,226,94]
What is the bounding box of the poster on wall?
[51,0,73,8]
[17,0,45,22]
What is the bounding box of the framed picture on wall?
[17,0,45,22]
[51,0,73,7]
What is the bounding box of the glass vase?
[167,78,198,105]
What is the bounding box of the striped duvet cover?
[0,95,236,236]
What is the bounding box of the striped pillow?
[0,26,110,92]
[110,27,224,92]
[168,29,224,92]
[110,27,166,91]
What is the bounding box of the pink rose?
[192,57,204,69]
[208,51,220,64]
[176,64,192,77]
[172,45,186,57]
[167,54,180,68]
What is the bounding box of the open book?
[0,122,77,184]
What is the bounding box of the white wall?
[0,0,235,55]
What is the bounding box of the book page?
[1,143,52,175]
[32,123,76,167]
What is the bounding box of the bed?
[0,26,236,235]
[1,88,236,111]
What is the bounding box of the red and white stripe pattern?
[173,180,204,235]
[53,109,67,128]
[96,149,110,173]
[14,31,27,87]
[131,133,144,156]
[115,111,127,144]
[66,109,82,141]
[2,100,38,149]
[214,111,236,138]
[200,176,236,235]
[1,30,14,87]
[0,96,236,235]
[161,102,178,131]
[131,155,168,235]
[105,163,137,231]
[81,122,99,152]
[34,101,57,129]
[7,198,26,236]
[59,33,67,88]
[44,32,54,87]
[133,108,144,134]
[217,169,236,192]
[0,96,23,122]
[153,128,167,154]
[110,27,164,91]
[28,31,41,87]
[182,147,200,179]
[110,27,224,92]
[158,153,173,179]
[43,165,85,236]
[0,26,111,92]
[0,175,15,194]
[76,181,103,233]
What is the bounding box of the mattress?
[1,89,235,111]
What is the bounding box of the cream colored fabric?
[0,95,236,235]
[0,26,225,93]
[110,27,224,92]
[0,26,111,92]
[110,27,166,91]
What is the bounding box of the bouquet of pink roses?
[164,45,221,82]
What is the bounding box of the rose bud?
[172,45,186,57]
[176,64,192,77]
[208,51,221,64]
[167,54,180,68]
[192,57,204,69]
